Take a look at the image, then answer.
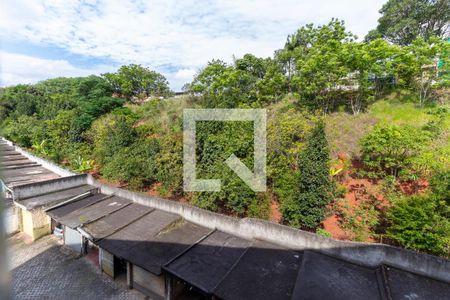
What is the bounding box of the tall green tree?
[366,0,450,45]
[103,64,171,100]
[190,55,285,108]
[288,19,356,112]
[282,121,334,229]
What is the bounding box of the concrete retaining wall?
[12,175,88,200]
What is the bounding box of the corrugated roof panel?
[82,203,154,241]
[47,193,109,219]
[213,241,302,300]
[290,251,383,300]
[97,209,181,260]
[164,230,251,293]
[127,221,211,275]
[384,266,450,300]
[58,196,132,228]
[18,185,97,210]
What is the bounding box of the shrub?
[154,133,184,196]
[360,124,430,178]
[88,114,137,164]
[316,228,332,238]
[192,121,259,216]
[102,139,160,190]
[340,198,379,241]
[387,194,450,257]
[3,115,43,147]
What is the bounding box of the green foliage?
[88,114,137,164]
[291,20,356,112]
[0,12,448,256]
[340,198,380,242]
[3,115,43,148]
[153,133,183,196]
[102,139,160,190]
[70,96,125,142]
[360,124,431,178]
[366,0,450,45]
[267,106,318,209]
[103,64,171,100]
[190,55,286,108]
[316,228,332,237]
[282,121,335,229]
[387,193,450,257]
[32,140,48,156]
[73,156,95,172]
[192,121,260,216]
[429,169,450,204]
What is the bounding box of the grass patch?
[368,100,432,127]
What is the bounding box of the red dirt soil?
[325,178,386,240]
[270,199,282,223]
[323,176,429,242]
[146,182,162,197]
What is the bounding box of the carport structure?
[9,174,97,241]
[47,194,131,253]
[91,209,212,299]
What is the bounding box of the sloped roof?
[16,185,97,210]
[82,203,154,241]
[96,210,181,262]
[57,196,131,229]
[0,142,60,187]
[213,240,302,300]
[291,251,384,300]
[164,230,251,294]
[46,193,109,219]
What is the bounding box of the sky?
[0,0,387,91]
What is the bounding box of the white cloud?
[0,0,386,90]
[0,51,114,86]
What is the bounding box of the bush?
[387,194,450,257]
[316,228,332,237]
[102,139,160,190]
[154,133,184,196]
[88,114,137,164]
[192,121,258,216]
[3,115,43,147]
[360,124,430,178]
[340,198,379,241]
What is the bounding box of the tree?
[282,121,334,229]
[386,37,449,105]
[103,64,172,100]
[190,56,284,108]
[344,40,399,114]
[290,19,356,112]
[366,0,450,45]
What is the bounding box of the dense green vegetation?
[282,121,335,229]
[366,0,450,45]
[1,0,449,257]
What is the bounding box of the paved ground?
[7,234,144,299]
